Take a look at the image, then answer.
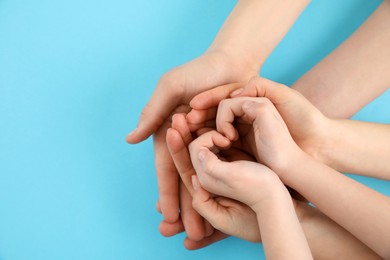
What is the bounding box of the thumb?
[196,149,234,197]
[189,82,244,110]
[231,76,291,105]
[126,78,184,144]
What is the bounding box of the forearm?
[209,0,310,72]
[292,1,390,118]
[321,119,390,179]
[282,151,390,259]
[254,189,312,259]
[297,201,382,260]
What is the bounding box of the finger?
[195,127,215,137]
[186,108,217,126]
[231,76,291,105]
[216,97,279,141]
[168,118,213,241]
[189,130,231,154]
[126,77,184,144]
[156,200,161,214]
[184,231,229,250]
[188,119,216,133]
[203,219,215,238]
[172,113,193,146]
[196,148,234,194]
[180,181,205,241]
[190,82,244,110]
[189,131,233,196]
[166,128,195,195]
[154,125,180,223]
[241,99,287,131]
[159,219,185,237]
[216,97,264,141]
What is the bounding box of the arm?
[320,119,390,179]
[168,117,381,259]
[292,1,390,118]
[281,151,390,259]
[214,96,390,258]
[209,0,310,72]
[127,0,310,142]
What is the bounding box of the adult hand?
[166,112,259,248]
[127,50,257,241]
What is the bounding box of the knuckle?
[218,98,229,110]
[188,141,196,154]
[247,76,262,87]
[203,159,216,175]
[253,102,268,115]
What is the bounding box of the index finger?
[189,82,245,110]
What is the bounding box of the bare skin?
[165,112,380,259]
[127,0,390,250]
[206,79,390,258]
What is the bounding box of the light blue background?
[0,0,389,259]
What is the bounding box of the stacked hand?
[127,50,258,247]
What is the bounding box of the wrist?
[250,175,291,214]
[276,147,310,182]
[309,118,340,169]
[205,45,261,78]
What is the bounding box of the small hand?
[215,96,299,173]
[191,175,261,242]
[189,77,330,164]
[188,130,288,210]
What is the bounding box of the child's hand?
[191,174,261,242]
[188,77,330,164]
[188,130,289,210]
[188,130,313,259]
[215,97,301,175]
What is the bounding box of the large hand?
[165,113,214,242]
[126,51,258,240]
[166,112,261,248]
[169,124,264,242]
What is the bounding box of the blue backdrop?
[0,0,389,259]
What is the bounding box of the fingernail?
[192,175,199,191]
[198,150,207,161]
[127,127,138,137]
[231,88,244,97]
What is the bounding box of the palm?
[207,195,261,242]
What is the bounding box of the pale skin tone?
[127,0,310,242]
[199,77,390,258]
[189,77,390,180]
[127,0,390,249]
[166,112,381,259]
[188,130,313,260]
